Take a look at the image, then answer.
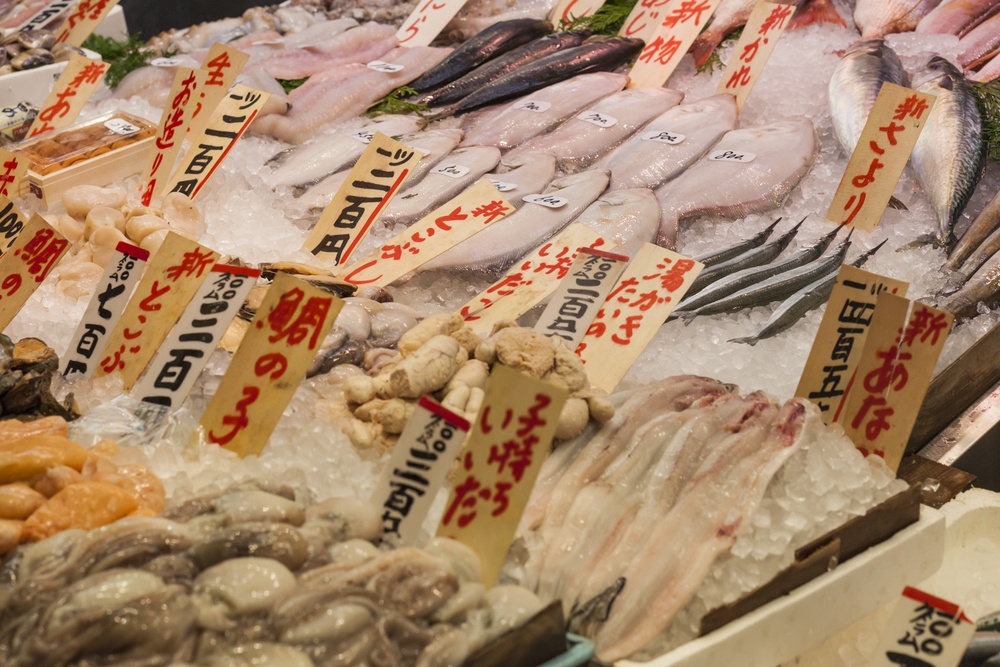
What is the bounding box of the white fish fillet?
[460,72,629,150]
[249,23,400,80]
[575,189,661,259]
[595,94,739,191]
[507,87,685,173]
[278,18,359,48]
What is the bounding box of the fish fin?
[656,213,679,250]
[729,335,759,346]
[689,31,723,69]
[939,270,968,297]
[567,577,626,638]
[789,0,847,30]
[896,233,945,252]
[679,311,699,325]
[887,196,908,211]
[427,104,459,121]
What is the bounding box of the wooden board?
[55,0,120,46]
[716,2,795,113]
[897,455,976,509]
[0,149,28,200]
[0,214,68,331]
[625,0,723,88]
[396,0,471,46]
[26,55,109,138]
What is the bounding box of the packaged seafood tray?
[14,110,155,206]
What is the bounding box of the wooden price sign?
[93,233,219,390]
[534,248,629,348]
[198,272,342,457]
[716,1,795,112]
[796,264,909,424]
[840,293,952,472]
[133,264,259,408]
[0,195,28,253]
[397,0,471,47]
[625,0,723,88]
[55,0,120,47]
[826,83,936,231]
[304,132,424,267]
[0,148,28,200]
[550,0,606,26]
[62,241,148,380]
[371,396,470,547]
[187,44,251,138]
[15,0,73,33]
[26,54,110,138]
[577,243,703,393]
[138,67,208,206]
[0,214,69,331]
[164,84,270,200]
[336,179,513,286]
[872,587,975,667]
[459,223,610,336]
[436,363,568,585]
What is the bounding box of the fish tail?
[656,212,679,250]
[887,196,908,211]
[789,0,847,30]
[567,577,626,638]
[896,232,942,252]
[679,311,698,325]
[729,335,759,346]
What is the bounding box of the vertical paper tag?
[534,248,629,348]
[93,233,219,390]
[0,196,27,253]
[198,272,342,457]
[164,84,270,201]
[577,243,703,393]
[371,396,471,547]
[840,294,952,471]
[188,44,251,137]
[826,83,936,231]
[138,67,207,206]
[0,149,28,200]
[0,214,69,331]
[304,132,424,267]
[796,265,909,424]
[132,264,260,408]
[396,0,471,46]
[26,54,110,138]
[62,241,148,380]
[15,0,74,33]
[716,2,795,112]
[625,0,724,88]
[55,0,121,46]
[872,586,975,667]
[436,364,568,585]
[336,179,512,286]
[550,0,606,25]
[459,223,610,336]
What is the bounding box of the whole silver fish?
[947,187,1000,274]
[829,39,910,156]
[575,189,661,259]
[938,247,1000,319]
[730,240,886,345]
[485,151,558,210]
[418,170,610,274]
[596,94,739,191]
[693,217,783,267]
[911,56,985,249]
[687,218,798,296]
[655,118,816,249]
[855,0,945,38]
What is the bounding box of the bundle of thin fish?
[506,375,905,663]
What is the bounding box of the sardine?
[575,189,661,259]
[687,218,799,295]
[408,18,552,93]
[444,37,645,116]
[378,145,502,227]
[596,94,738,192]
[506,88,685,173]
[485,151,558,209]
[938,248,1000,319]
[854,0,945,38]
[417,169,610,274]
[917,0,1000,37]
[675,225,842,313]
[693,217,783,267]
[947,188,1000,274]
[910,56,985,249]
[414,31,590,107]
[460,72,628,150]
[731,240,886,345]
[655,118,816,249]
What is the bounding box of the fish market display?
[246,21,399,80]
[574,189,661,259]
[691,218,785,273]
[854,0,946,39]
[916,0,1000,37]
[0,29,82,74]
[947,189,1000,279]
[482,151,558,208]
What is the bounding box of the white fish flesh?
[957,10,1000,67]
[483,151,557,210]
[855,0,945,38]
[460,72,628,150]
[278,18,360,48]
[252,46,451,144]
[655,119,816,249]
[506,88,685,173]
[249,23,399,80]
[418,169,610,274]
[379,146,502,227]
[236,68,291,117]
[595,94,739,191]
[266,115,426,192]
[575,189,661,259]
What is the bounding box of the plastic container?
[539,634,595,667]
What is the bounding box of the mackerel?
[686,219,799,296]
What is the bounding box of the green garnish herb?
[559,0,637,37]
[366,86,431,117]
[972,81,1000,163]
[277,77,309,94]
[697,27,742,75]
[82,33,164,90]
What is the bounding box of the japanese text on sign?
[0,196,27,253]
[198,272,341,457]
[55,0,120,47]
[139,67,207,206]
[371,397,470,547]
[164,84,270,201]
[534,248,629,349]
[873,587,975,667]
[187,44,250,137]
[625,0,724,88]
[93,233,220,390]
[27,54,110,138]
[459,223,610,335]
[0,214,69,331]
[337,179,511,287]
[437,363,567,585]
[577,243,703,392]
[796,265,909,424]
[826,83,936,231]
[396,0,471,46]
[717,1,795,112]
[15,0,73,33]
[304,132,424,267]
[133,264,259,408]
[0,149,28,200]
[62,242,148,381]
[550,0,607,26]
